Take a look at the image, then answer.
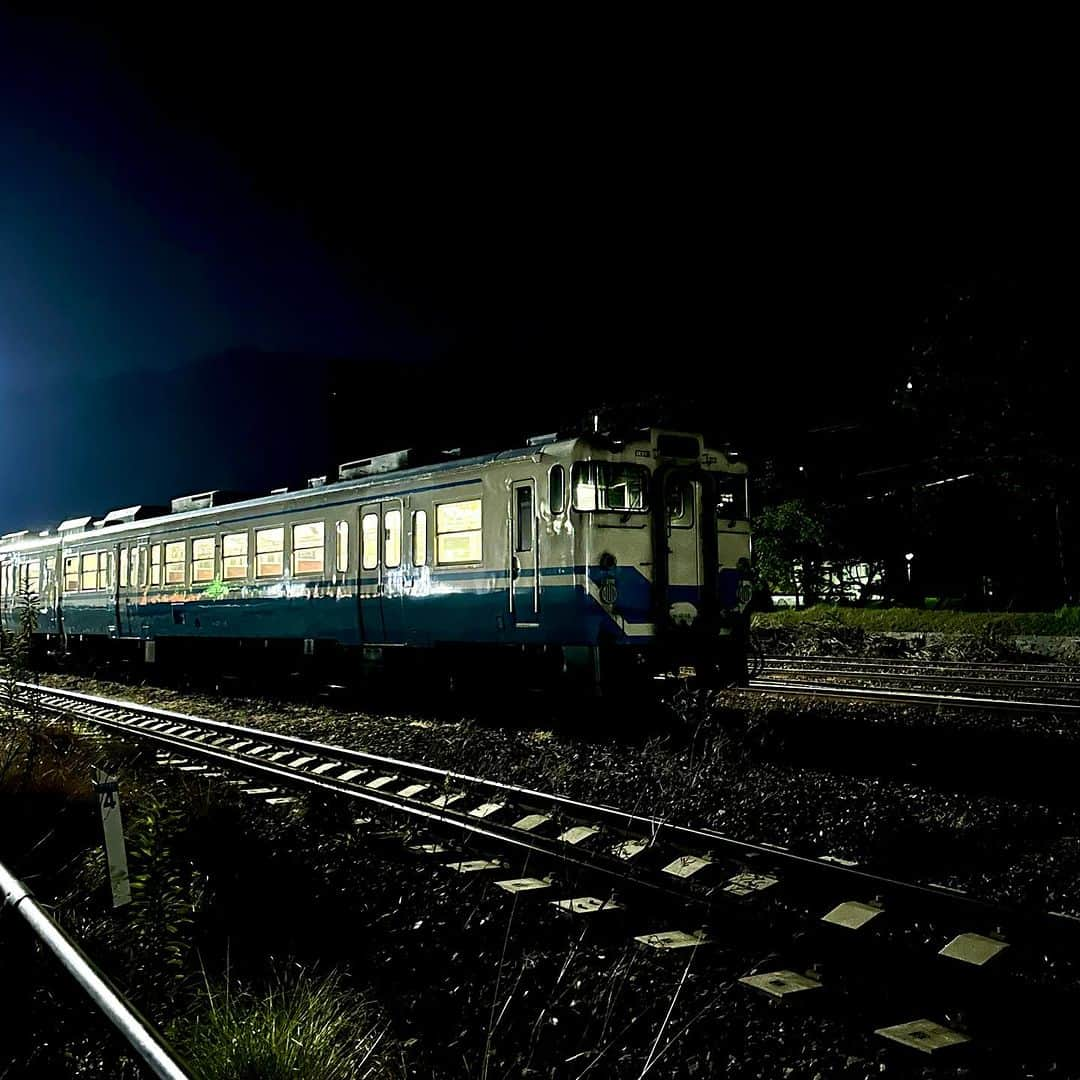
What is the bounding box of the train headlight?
[599,580,618,607]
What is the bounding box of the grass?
[173,966,401,1080]
[752,605,1080,637]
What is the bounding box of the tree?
[752,499,829,606]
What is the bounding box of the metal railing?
[0,857,191,1079]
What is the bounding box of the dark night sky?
[0,14,1069,532]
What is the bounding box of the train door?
[509,478,539,627]
[111,542,122,638]
[379,498,405,641]
[359,500,405,642]
[360,504,385,642]
[664,472,703,624]
[126,539,149,638]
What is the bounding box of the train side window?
[150,545,162,586]
[223,532,248,579]
[549,465,565,515]
[130,547,141,588]
[98,552,110,590]
[255,527,284,578]
[292,522,325,575]
[384,510,401,568]
[435,498,482,564]
[192,537,215,583]
[716,476,748,522]
[165,541,186,586]
[412,510,427,567]
[27,560,40,598]
[120,546,128,588]
[362,513,379,570]
[515,488,533,552]
[64,557,79,592]
[336,521,349,574]
[81,552,98,591]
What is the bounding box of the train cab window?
[435,499,482,564]
[165,542,186,586]
[384,511,401,568]
[515,488,533,552]
[192,538,215,583]
[412,510,427,567]
[255,527,284,578]
[362,513,379,570]
[223,533,249,579]
[336,521,349,574]
[64,557,79,592]
[667,478,694,529]
[571,463,649,512]
[292,522,325,575]
[549,465,565,515]
[150,545,162,586]
[81,552,98,591]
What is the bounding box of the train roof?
[0,428,743,553]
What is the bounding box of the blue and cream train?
[0,429,751,690]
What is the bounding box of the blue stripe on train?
[54,582,618,647]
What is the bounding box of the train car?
[0,428,751,691]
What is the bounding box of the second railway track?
[750,654,1080,712]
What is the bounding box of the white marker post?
[94,767,131,909]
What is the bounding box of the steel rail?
[0,858,191,1079]
[758,666,1080,696]
[763,655,1080,677]
[11,681,1080,944]
[747,678,1080,715]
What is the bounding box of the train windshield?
[716,475,748,522]
[571,462,650,512]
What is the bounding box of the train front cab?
[572,430,751,692]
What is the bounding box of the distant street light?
[905,552,914,583]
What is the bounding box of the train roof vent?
[1,530,29,544]
[58,516,93,534]
[526,432,558,447]
[170,491,248,514]
[269,487,289,495]
[307,476,327,489]
[102,505,165,526]
[92,519,107,529]
[338,449,411,481]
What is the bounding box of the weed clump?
[173,966,401,1080]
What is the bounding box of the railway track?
[749,655,1080,712]
[7,680,1080,1069]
